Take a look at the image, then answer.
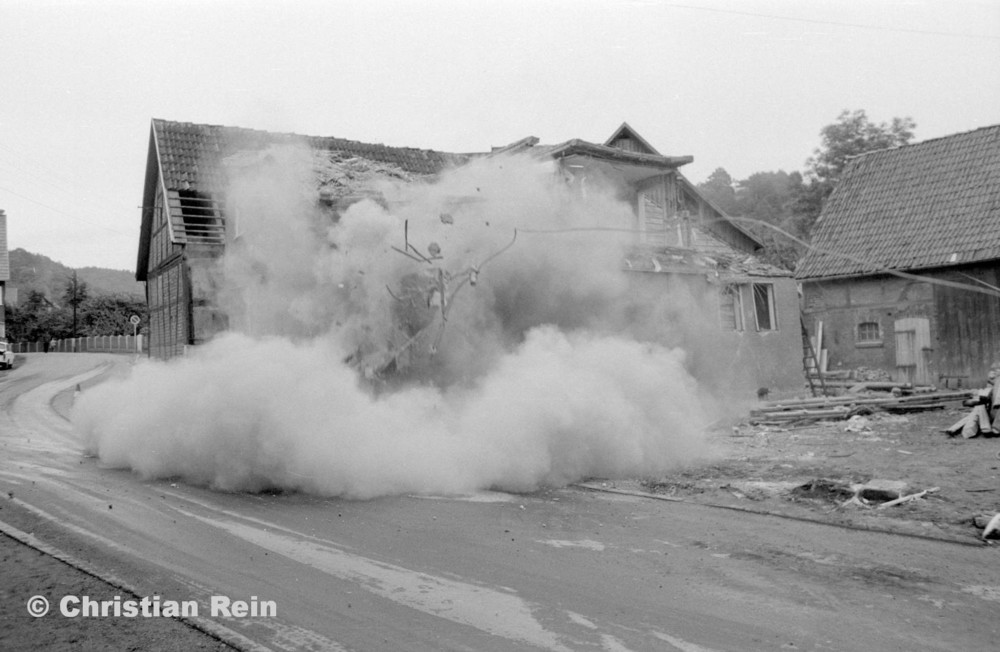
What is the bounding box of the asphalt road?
[1,353,998,651]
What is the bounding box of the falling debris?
[72,152,716,498]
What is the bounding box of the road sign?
[129,315,141,326]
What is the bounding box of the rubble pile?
[314,150,417,206]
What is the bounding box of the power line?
[721,216,1000,299]
[658,1,1000,41]
[0,184,133,237]
[515,221,1000,299]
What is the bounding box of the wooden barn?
[136,119,803,395]
[796,124,1000,386]
[136,119,463,359]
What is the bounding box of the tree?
[697,167,738,216]
[695,109,917,270]
[4,290,71,343]
[804,109,915,206]
[79,294,148,336]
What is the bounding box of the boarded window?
[857,321,881,343]
[752,283,776,331]
[720,284,744,331]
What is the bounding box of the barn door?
[894,317,931,385]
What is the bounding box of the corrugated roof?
[796,124,1000,280]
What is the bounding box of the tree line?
[4,273,147,343]
[697,109,916,269]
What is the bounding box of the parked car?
[0,341,13,370]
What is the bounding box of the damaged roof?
[153,119,466,193]
[796,124,1000,280]
[626,247,790,279]
[138,119,467,279]
[538,138,693,169]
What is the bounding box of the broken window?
[752,283,776,331]
[719,284,744,331]
[172,190,226,244]
[857,321,881,343]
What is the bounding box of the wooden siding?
[638,177,669,246]
[147,259,188,360]
[609,136,644,153]
[934,266,1000,381]
[149,186,182,274]
[636,175,689,248]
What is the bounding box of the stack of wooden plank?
[749,389,971,425]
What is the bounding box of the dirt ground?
[0,529,236,652]
[611,402,1000,544]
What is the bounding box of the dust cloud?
[73,147,717,498]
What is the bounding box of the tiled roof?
[796,124,1000,280]
[152,119,465,194]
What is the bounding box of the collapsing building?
[137,119,802,395]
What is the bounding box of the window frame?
[720,283,745,332]
[856,320,883,347]
[752,282,777,332]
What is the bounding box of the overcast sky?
[1,0,998,271]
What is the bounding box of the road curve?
[1,353,998,651]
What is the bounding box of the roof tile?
[796,124,1000,279]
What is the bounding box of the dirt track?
[2,354,998,650]
[624,407,1000,544]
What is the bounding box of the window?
[720,284,744,331]
[857,321,881,344]
[752,283,776,331]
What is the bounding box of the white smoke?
[73,146,717,498]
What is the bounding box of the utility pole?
[63,271,87,352]
[71,271,78,342]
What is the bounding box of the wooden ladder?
[801,317,828,397]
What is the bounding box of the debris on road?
[876,487,940,509]
[844,415,871,432]
[978,513,1000,540]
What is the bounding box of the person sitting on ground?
[944,369,1000,438]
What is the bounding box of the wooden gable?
[604,122,662,156]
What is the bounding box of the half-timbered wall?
[146,183,189,359]
[801,264,1000,386]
